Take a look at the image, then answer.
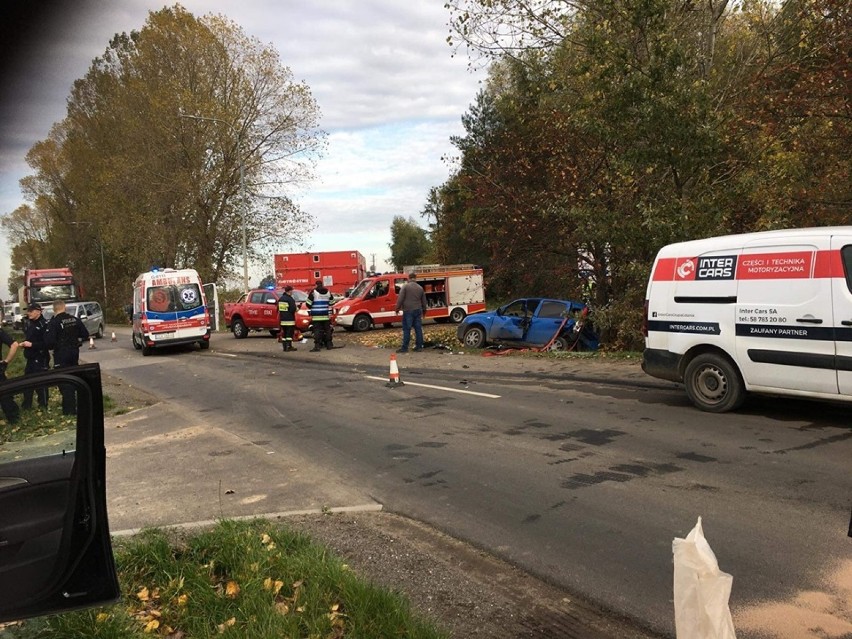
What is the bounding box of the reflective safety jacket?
[278,293,297,326]
[306,287,332,321]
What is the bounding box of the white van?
[2,303,22,330]
[643,227,852,412]
[131,268,211,355]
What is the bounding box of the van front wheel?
[684,353,745,413]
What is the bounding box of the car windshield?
[30,284,77,303]
[349,279,372,299]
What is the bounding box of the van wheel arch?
[682,349,746,413]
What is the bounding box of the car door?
[526,300,570,345]
[832,235,852,396]
[735,238,837,394]
[0,364,119,623]
[491,299,541,341]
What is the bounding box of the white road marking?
[365,376,501,398]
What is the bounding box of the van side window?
[842,246,852,293]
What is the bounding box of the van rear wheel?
[684,353,745,413]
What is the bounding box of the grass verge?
[1,519,447,638]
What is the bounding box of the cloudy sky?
[0,0,484,298]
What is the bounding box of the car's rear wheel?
[684,353,745,413]
[462,326,486,349]
[450,308,466,323]
[132,332,142,350]
[352,314,371,332]
[96,324,104,339]
[141,343,153,357]
[199,340,210,350]
[232,319,248,339]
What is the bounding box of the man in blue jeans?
[395,271,427,353]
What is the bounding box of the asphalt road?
[85,328,852,638]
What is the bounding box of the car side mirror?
[496,307,503,317]
[266,298,277,304]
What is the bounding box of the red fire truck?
[274,251,366,295]
[334,264,486,332]
[19,268,83,306]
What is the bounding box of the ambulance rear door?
[735,238,837,394]
[831,235,852,396]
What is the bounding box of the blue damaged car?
[456,298,599,351]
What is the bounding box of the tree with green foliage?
[389,216,432,271]
[437,0,850,348]
[4,5,323,317]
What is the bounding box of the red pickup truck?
[223,288,309,338]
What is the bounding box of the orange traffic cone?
[386,353,404,388]
[88,336,96,349]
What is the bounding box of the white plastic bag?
[672,517,737,639]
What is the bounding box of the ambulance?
[131,268,211,355]
[334,264,486,332]
[643,227,852,412]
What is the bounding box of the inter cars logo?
[696,255,736,280]
[676,259,695,279]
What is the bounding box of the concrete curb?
[111,503,384,537]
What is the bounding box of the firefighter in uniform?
[45,299,89,415]
[277,285,298,352]
[306,279,333,352]
[21,302,50,409]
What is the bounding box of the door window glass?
[249,292,266,304]
[538,301,568,318]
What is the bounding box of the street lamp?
[179,112,249,294]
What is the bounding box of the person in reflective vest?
[277,286,298,352]
[45,299,89,415]
[306,280,333,352]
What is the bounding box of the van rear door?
[735,238,837,394]
[831,235,852,396]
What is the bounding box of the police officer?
[306,279,333,352]
[0,325,21,425]
[45,299,89,415]
[21,302,50,409]
[277,285,298,352]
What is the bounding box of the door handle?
[842,320,852,326]
[795,317,823,324]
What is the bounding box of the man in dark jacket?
[0,326,21,425]
[21,302,50,409]
[277,286,299,352]
[395,271,428,353]
[45,300,88,415]
[306,280,334,352]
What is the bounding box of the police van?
[131,268,211,355]
[642,227,852,412]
